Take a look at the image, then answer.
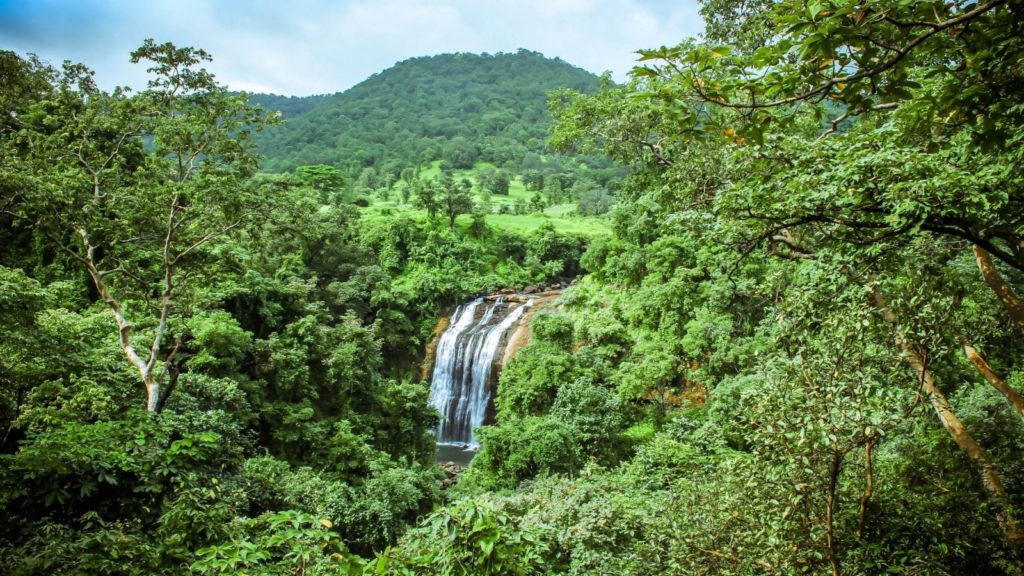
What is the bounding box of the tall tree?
[295,164,346,203]
[412,177,439,219]
[551,0,1024,559]
[437,172,474,230]
[1,41,274,412]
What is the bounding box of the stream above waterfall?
[427,296,534,455]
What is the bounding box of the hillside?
[251,50,601,174]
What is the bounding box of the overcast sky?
[0,0,703,95]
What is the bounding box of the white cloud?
[1,0,703,95]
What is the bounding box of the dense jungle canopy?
[1,0,1023,574]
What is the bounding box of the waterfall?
[428,297,532,448]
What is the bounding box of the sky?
[0,0,703,96]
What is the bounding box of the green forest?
[1,0,1023,574]
[250,51,600,174]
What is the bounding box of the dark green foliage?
[252,51,600,174]
[470,416,583,491]
[6,0,1024,570]
[0,44,585,575]
[0,412,241,574]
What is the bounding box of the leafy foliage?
[251,51,599,174]
[0,42,584,575]
[5,0,1024,571]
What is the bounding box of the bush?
[342,462,441,554]
[385,497,556,575]
[471,416,582,490]
[495,344,580,419]
[551,378,624,461]
[530,312,574,349]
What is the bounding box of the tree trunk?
[871,287,1024,548]
[78,227,161,412]
[146,377,161,412]
[826,449,842,576]
[962,342,1024,422]
[973,245,1024,335]
[857,440,874,539]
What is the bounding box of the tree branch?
[76,226,149,381]
[170,216,244,265]
[689,0,1007,111]
[961,340,1024,422]
[972,245,1024,333]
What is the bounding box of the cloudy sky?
[0,0,703,95]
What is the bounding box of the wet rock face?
[420,315,452,382]
[427,297,533,448]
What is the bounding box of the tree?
[442,136,479,169]
[549,0,1024,561]
[521,169,544,191]
[577,188,614,216]
[468,205,489,239]
[699,0,776,54]
[356,167,379,191]
[295,164,346,203]
[529,193,546,213]
[412,177,439,218]
[437,172,474,230]
[476,166,497,192]
[1,41,274,412]
[491,170,511,196]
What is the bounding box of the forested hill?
[250,50,600,173]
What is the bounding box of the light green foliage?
[191,510,368,575]
[475,304,634,490]
[296,164,347,203]
[551,378,624,460]
[0,43,484,574]
[426,0,1024,572]
[495,342,579,419]
[369,160,613,239]
[383,497,557,575]
[186,310,253,374]
[436,171,475,229]
[249,53,621,238]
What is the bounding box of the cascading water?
[428,296,532,449]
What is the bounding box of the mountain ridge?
[250,49,601,174]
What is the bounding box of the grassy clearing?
[479,211,609,235]
[363,200,609,236]
[362,163,611,236]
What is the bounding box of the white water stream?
[428,297,532,448]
